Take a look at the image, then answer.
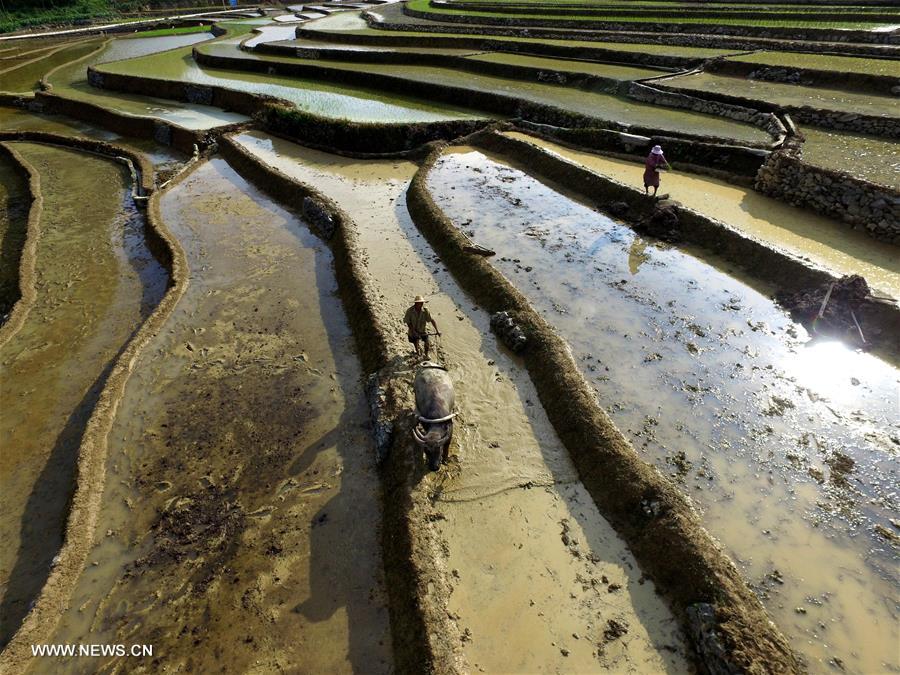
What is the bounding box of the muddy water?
[232,130,690,673]
[0,105,187,173]
[663,72,900,118]
[800,126,900,188]
[45,158,392,674]
[104,40,486,122]
[0,149,31,319]
[228,54,769,142]
[728,51,900,79]
[46,34,248,131]
[0,142,166,648]
[301,11,740,57]
[504,132,900,300]
[464,51,666,79]
[428,147,900,674]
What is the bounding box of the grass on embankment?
[126,24,212,38]
[405,0,900,29]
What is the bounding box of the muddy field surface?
[0,142,165,649]
[44,158,392,674]
[232,131,691,673]
[504,132,900,301]
[427,147,899,674]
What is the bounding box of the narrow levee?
[0,142,167,649]
[425,145,899,674]
[502,131,900,300]
[230,130,691,673]
[42,157,393,674]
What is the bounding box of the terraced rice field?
[661,71,900,118]
[726,50,900,78]
[1,4,898,674]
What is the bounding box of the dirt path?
[503,132,900,301]
[232,131,690,673]
[42,157,392,674]
[0,142,166,649]
[426,145,900,674]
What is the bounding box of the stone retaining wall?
[218,134,468,675]
[364,10,900,57]
[515,120,769,179]
[624,81,785,139]
[756,150,900,244]
[402,4,898,45]
[652,80,900,138]
[708,58,900,97]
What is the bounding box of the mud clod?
[637,205,681,242]
[490,310,527,353]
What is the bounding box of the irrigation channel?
[0,3,898,674]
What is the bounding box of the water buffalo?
[412,362,455,471]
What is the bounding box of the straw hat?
[414,295,426,303]
[651,145,664,155]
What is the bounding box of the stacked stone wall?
[756,151,900,243]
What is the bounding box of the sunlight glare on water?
[783,339,899,409]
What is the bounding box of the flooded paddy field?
[0,142,166,649]
[298,11,746,58]
[426,146,899,674]
[211,51,769,141]
[661,71,900,119]
[103,40,488,122]
[45,32,249,131]
[504,132,900,298]
[800,127,900,188]
[230,130,691,673]
[3,4,899,673]
[0,39,102,94]
[725,51,900,78]
[42,158,392,673]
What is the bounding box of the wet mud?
[44,158,392,674]
[230,130,691,673]
[426,146,899,674]
[504,131,900,300]
[0,142,166,649]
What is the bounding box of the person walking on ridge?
[405,295,440,358]
[643,144,671,197]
